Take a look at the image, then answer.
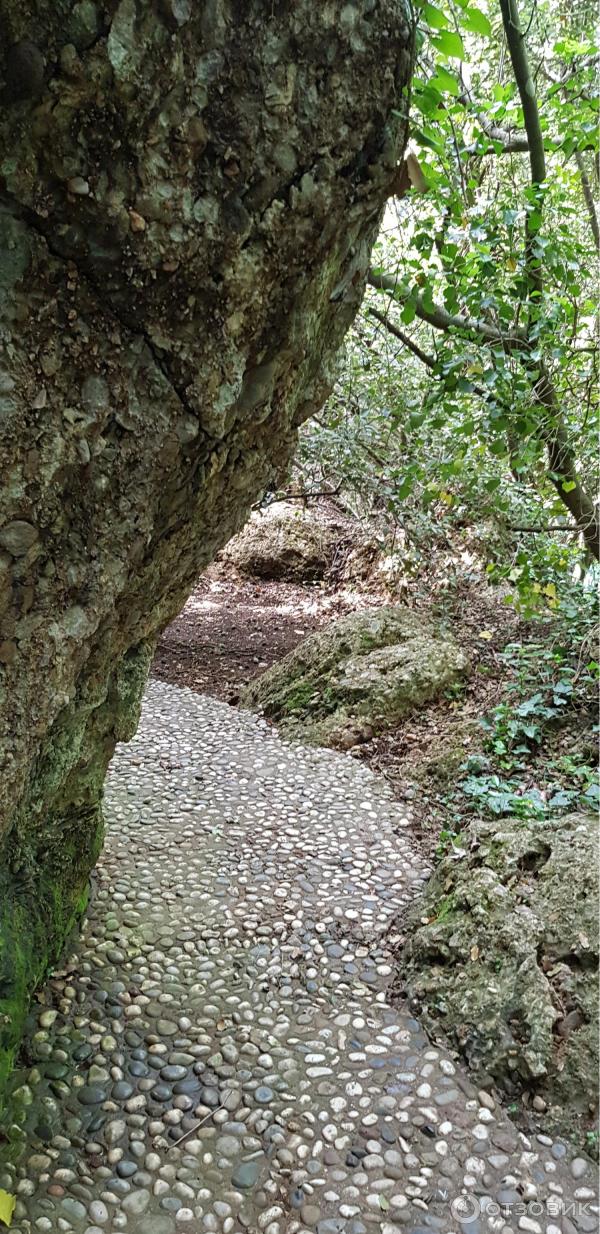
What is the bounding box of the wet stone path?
[2,681,597,1234]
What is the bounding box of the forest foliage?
[295,0,599,613]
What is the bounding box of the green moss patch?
[0,641,152,1109]
[0,806,103,1097]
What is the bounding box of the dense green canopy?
[298,0,599,608]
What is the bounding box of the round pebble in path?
[2,681,596,1233]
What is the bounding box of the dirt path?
[152,567,370,703]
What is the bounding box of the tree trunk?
[0,0,413,1093]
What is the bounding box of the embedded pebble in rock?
[3,682,596,1234]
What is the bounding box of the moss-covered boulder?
[0,1,413,1099]
[394,812,599,1141]
[242,606,469,747]
[221,507,342,582]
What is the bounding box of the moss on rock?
[242,606,469,747]
[0,641,153,1092]
[394,812,599,1144]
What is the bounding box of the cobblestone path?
[2,681,596,1234]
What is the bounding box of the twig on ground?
[171,1091,233,1147]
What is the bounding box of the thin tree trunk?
[575,152,600,252]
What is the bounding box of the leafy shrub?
[458,588,598,817]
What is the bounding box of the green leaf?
[413,82,444,116]
[562,480,577,492]
[412,126,445,153]
[409,410,427,427]
[431,28,466,57]
[462,6,492,36]
[431,65,461,95]
[421,2,450,27]
[396,476,414,499]
[0,1191,15,1228]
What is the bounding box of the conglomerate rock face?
[0,0,413,1092]
[393,812,599,1145]
[243,606,469,747]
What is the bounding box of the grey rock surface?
[394,812,599,1143]
[221,508,344,582]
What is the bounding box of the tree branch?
[367,305,436,369]
[367,270,528,350]
[510,524,582,533]
[533,369,600,557]
[575,152,600,253]
[459,106,530,155]
[500,0,546,186]
[500,0,545,309]
[461,129,597,159]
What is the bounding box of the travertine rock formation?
[394,812,599,1145]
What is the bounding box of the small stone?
[129,209,146,232]
[105,1119,126,1145]
[28,1154,52,1170]
[112,1081,134,1100]
[67,175,90,195]
[39,1010,58,1028]
[116,1161,137,1178]
[0,520,38,556]
[61,1198,87,1221]
[497,1189,522,1206]
[157,1019,178,1036]
[216,1135,241,1157]
[232,1159,263,1189]
[140,1219,175,1234]
[122,1189,150,1216]
[78,1086,106,1106]
[570,1158,588,1179]
[89,1200,109,1224]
